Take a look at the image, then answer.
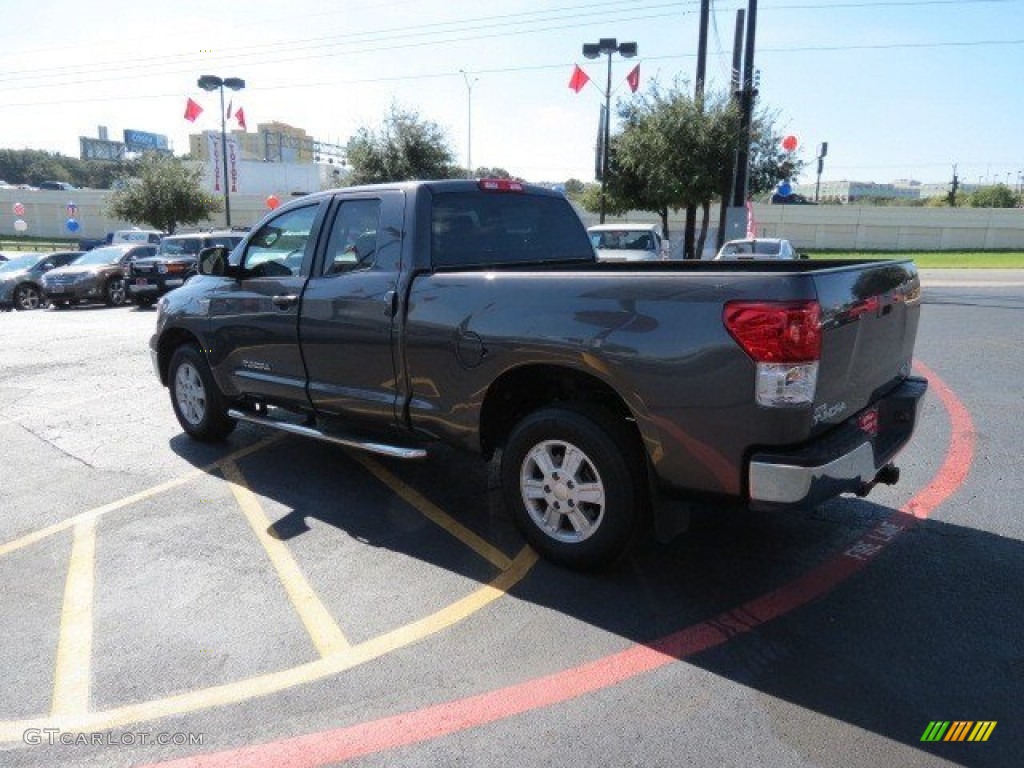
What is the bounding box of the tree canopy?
[0,148,138,189]
[345,104,460,184]
[967,184,1018,208]
[578,81,800,257]
[105,153,222,234]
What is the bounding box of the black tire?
[104,276,127,307]
[13,283,43,311]
[500,405,645,569]
[168,345,236,441]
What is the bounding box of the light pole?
[459,70,478,179]
[197,74,245,227]
[582,38,637,223]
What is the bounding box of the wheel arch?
[156,328,203,386]
[479,364,647,462]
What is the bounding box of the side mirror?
[198,246,228,276]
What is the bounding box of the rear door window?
[431,192,592,268]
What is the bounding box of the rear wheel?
[13,283,42,311]
[501,405,644,569]
[168,345,236,441]
[104,277,127,306]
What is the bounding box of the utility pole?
[732,0,758,208]
[717,8,745,251]
[684,0,711,259]
[814,142,828,203]
[948,164,959,207]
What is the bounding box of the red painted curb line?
[141,363,973,768]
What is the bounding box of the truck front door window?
[244,205,319,277]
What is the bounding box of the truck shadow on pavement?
[170,431,1022,768]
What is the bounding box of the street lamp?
[197,74,245,227]
[459,70,478,179]
[582,38,637,223]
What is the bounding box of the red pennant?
[234,107,247,131]
[568,64,590,94]
[184,97,203,122]
[626,64,640,93]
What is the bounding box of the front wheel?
[13,283,42,310]
[501,406,644,569]
[168,345,236,441]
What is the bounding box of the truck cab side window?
[323,199,382,276]
[243,205,319,277]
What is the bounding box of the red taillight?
[478,178,523,192]
[723,301,821,363]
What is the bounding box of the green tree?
[580,82,740,257]
[967,184,1017,208]
[106,153,222,234]
[0,148,139,189]
[345,103,459,184]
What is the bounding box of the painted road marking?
[222,459,350,658]
[0,429,539,741]
[0,435,283,560]
[139,361,976,768]
[0,546,537,741]
[50,517,97,717]
[353,454,513,571]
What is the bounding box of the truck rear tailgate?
[810,260,922,434]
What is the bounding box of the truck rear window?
[431,192,593,268]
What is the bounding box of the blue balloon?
[778,181,792,197]
[66,218,80,233]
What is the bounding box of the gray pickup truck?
[151,179,926,568]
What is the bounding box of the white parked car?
[588,223,668,262]
[713,238,804,260]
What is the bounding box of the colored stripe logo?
[921,721,997,742]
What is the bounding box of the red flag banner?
[234,107,247,131]
[568,64,590,94]
[184,97,203,122]
[626,64,640,93]
[225,99,233,120]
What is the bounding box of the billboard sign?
[124,129,169,152]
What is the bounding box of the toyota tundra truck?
[150,179,926,568]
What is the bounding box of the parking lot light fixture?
[197,75,246,227]
[581,39,637,223]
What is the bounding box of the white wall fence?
[4,188,1024,250]
[583,204,1024,253]
[0,188,281,242]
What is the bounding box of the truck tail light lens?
[724,301,822,407]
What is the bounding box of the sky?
[1,0,1022,188]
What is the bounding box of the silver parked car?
[0,252,83,311]
[713,238,803,260]
[588,223,668,262]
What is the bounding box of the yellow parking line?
[0,435,283,560]
[51,517,97,716]
[221,460,350,657]
[0,545,537,741]
[352,454,513,571]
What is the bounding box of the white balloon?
[14,219,28,232]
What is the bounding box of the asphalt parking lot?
[1,271,1021,768]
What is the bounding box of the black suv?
[126,230,244,308]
